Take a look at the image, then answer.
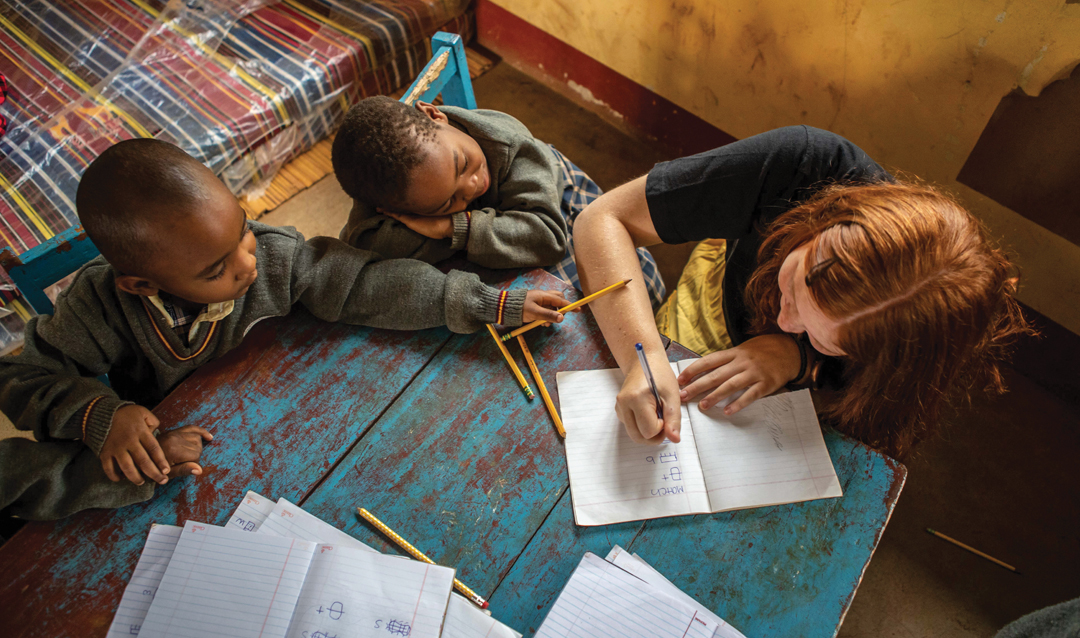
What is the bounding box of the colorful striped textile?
[0,0,472,350]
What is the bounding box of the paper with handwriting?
[558,363,842,525]
[106,524,183,638]
[535,552,717,638]
[606,546,746,638]
[139,521,316,638]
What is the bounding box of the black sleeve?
[645,125,890,244]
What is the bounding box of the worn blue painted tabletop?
[0,270,905,638]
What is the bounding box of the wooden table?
[0,270,905,637]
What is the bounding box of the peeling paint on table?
[0,270,904,638]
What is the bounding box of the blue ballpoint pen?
[635,343,664,419]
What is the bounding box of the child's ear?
[115,275,162,297]
[414,101,448,124]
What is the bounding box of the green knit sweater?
[339,107,566,268]
[0,222,526,519]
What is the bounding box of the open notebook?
[557,363,843,526]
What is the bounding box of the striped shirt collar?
[147,294,235,342]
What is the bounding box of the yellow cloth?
[655,239,733,356]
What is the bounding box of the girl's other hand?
[677,333,802,416]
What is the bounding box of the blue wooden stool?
[0,225,100,315]
[400,32,477,109]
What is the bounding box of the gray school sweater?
[339,107,566,268]
[0,222,525,519]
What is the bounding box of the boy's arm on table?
[339,200,459,264]
[0,438,153,520]
[449,139,566,270]
[0,424,214,520]
[0,290,135,455]
[290,234,533,333]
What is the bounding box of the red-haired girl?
[574,126,1031,459]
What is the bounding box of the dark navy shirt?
[645,125,891,345]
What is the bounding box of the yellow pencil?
[517,336,566,437]
[357,508,490,608]
[486,324,534,400]
[926,528,1020,573]
[502,278,632,341]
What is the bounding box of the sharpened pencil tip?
[925,528,935,534]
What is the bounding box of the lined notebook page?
[683,383,844,512]
[284,545,454,638]
[107,524,183,638]
[258,498,375,552]
[535,553,716,638]
[139,521,316,638]
[558,366,710,526]
[605,546,746,638]
[443,594,522,638]
[227,491,276,533]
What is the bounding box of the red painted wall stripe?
[475,0,737,156]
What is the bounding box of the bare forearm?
[575,176,683,442]
[574,176,666,372]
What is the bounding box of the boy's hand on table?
[100,405,170,485]
[616,358,682,445]
[158,425,214,478]
[677,333,801,416]
[384,212,454,240]
[523,290,573,325]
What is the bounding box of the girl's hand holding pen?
[615,352,682,445]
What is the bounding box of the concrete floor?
[266,62,1080,636]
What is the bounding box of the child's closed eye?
[206,265,227,281]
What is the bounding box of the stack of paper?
[557,364,844,525]
[107,491,522,638]
[536,548,746,638]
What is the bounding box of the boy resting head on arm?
[333,96,668,307]
[0,138,566,519]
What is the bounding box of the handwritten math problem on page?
[558,363,843,526]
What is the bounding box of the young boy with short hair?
[0,138,568,520]
[333,96,666,307]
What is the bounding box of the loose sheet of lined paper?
[284,545,454,638]
[258,498,376,552]
[227,491,276,533]
[106,524,183,638]
[442,594,522,638]
[684,383,843,512]
[558,366,710,526]
[139,521,316,638]
[248,497,517,637]
[606,546,747,638]
[535,553,716,638]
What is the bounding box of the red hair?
[745,181,1033,459]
